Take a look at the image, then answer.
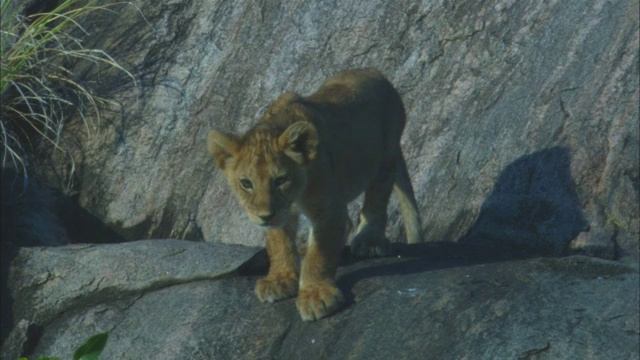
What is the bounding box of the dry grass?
[0,0,134,180]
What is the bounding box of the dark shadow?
[335,241,539,309]
[458,147,589,257]
[1,169,128,247]
[333,146,590,309]
[1,168,128,344]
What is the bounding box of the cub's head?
[207,121,318,228]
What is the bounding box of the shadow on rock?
[459,146,589,258]
[335,241,530,310]
[335,147,591,309]
[1,168,127,344]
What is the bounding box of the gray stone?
[0,319,29,360]
[3,1,639,358]
[3,242,638,360]
[28,0,638,261]
[570,227,617,260]
[8,240,261,331]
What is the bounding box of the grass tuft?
[0,0,134,182]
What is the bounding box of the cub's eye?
[239,179,253,190]
[274,176,288,187]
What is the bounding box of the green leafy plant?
[17,331,109,360]
[0,0,132,180]
[72,332,109,360]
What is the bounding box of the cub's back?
[304,68,406,156]
[307,69,405,120]
[300,69,408,200]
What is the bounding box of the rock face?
[29,0,638,259]
[2,241,638,359]
[3,1,638,358]
[1,240,263,359]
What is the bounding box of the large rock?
[9,240,262,326]
[3,1,638,358]
[30,0,638,259]
[2,241,638,359]
[1,240,262,359]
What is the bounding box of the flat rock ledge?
[2,240,638,359]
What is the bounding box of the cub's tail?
[393,155,423,244]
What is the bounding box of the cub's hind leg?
[255,214,299,303]
[351,161,396,257]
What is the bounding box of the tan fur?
[208,68,423,321]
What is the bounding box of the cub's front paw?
[255,272,298,303]
[296,282,344,321]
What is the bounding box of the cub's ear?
[278,121,318,165]
[207,130,239,169]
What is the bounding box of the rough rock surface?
[2,241,638,359]
[1,240,262,359]
[30,0,638,260]
[3,0,638,358]
[9,240,261,326]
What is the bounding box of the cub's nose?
[258,213,276,222]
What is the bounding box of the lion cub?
[208,68,422,321]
